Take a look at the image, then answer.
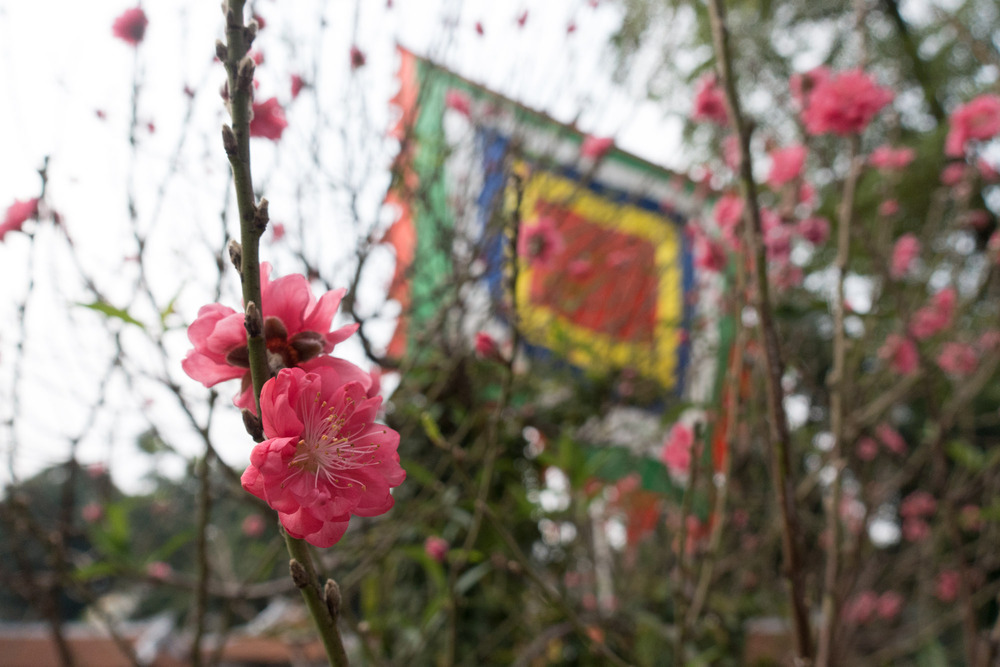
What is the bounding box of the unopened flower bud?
[215,39,228,62]
[237,56,256,93]
[222,124,238,158]
[241,408,264,442]
[227,239,243,274]
[245,301,263,338]
[324,579,342,618]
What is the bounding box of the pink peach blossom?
[797,217,830,245]
[112,7,148,46]
[945,94,1000,157]
[242,514,266,537]
[713,193,744,236]
[937,342,977,377]
[900,490,936,518]
[661,423,694,477]
[81,503,104,523]
[936,570,960,603]
[291,75,306,99]
[766,144,807,188]
[695,235,727,273]
[903,518,930,542]
[878,334,918,375]
[445,89,472,117]
[146,561,172,580]
[869,145,915,171]
[424,536,448,563]
[844,591,878,624]
[940,162,967,186]
[518,217,564,266]
[182,263,363,414]
[909,288,956,340]
[0,198,39,241]
[691,74,728,125]
[890,234,919,279]
[581,135,614,160]
[722,135,741,169]
[789,67,830,109]
[474,331,500,360]
[241,366,405,548]
[876,423,907,455]
[801,70,893,136]
[876,592,903,621]
[856,436,879,461]
[250,97,288,141]
[878,199,900,217]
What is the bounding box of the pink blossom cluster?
[945,94,1000,157]
[909,288,956,340]
[900,490,936,542]
[184,263,404,547]
[1,198,39,242]
[660,423,694,478]
[869,145,915,171]
[691,74,728,126]
[797,68,893,136]
[844,590,903,624]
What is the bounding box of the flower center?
[287,391,383,491]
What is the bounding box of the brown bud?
[241,409,264,442]
[227,238,242,274]
[222,124,238,157]
[237,56,256,94]
[324,579,342,618]
[253,198,269,234]
[289,559,310,589]
[215,39,227,62]
[245,21,258,45]
[245,301,263,338]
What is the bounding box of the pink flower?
[900,490,936,518]
[876,423,907,455]
[978,330,1000,352]
[0,198,39,241]
[518,217,564,266]
[692,74,728,125]
[350,45,366,70]
[146,561,172,580]
[909,288,956,340]
[879,334,919,375]
[722,135,741,169]
[81,503,104,523]
[936,570,960,603]
[764,222,792,263]
[516,10,528,27]
[249,49,265,66]
[241,366,405,548]
[474,331,500,360]
[890,234,920,279]
[937,342,977,377]
[581,135,614,160]
[797,217,830,245]
[475,21,484,36]
[182,263,363,413]
[878,199,900,217]
[801,70,893,136]
[661,423,694,477]
[769,261,804,290]
[271,222,286,241]
[112,7,148,46]
[250,97,288,141]
[977,159,1000,182]
[945,94,1000,157]
[844,591,878,624]
[242,514,266,537]
[290,75,306,100]
[903,518,930,542]
[695,235,727,273]
[856,436,879,461]
[766,144,807,188]
[876,592,903,621]
[713,193,744,235]
[445,89,472,117]
[869,145,915,171]
[940,162,967,186]
[424,536,448,563]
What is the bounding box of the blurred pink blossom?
[878,334,918,375]
[937,342,977,377]
[945,94,1000,156]
[766,144,807,188]
[869,145,915,171]
[801,70,893,136]
[424,536,449,563]
[692,74,728,125]
[909,288,956,340]
[112,7,148,46]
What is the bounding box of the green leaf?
[159,287,183,328]
[77,300,145,330]
[946,439,985,471]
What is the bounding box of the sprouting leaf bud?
[227,239,243,274]
[215,39,227,62]
[222,124,238,158]
[253,198,270,234]
[237,56,256,94]
[245,301,263,338]
[324,579,342,618]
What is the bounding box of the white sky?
[0,0,692,493]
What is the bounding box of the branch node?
[222,124,239,158]
[253,198,270,234]
[245,21,258,45]
[215,39,228,63]
[245,301,263,338]
[324,579,342,619]
[241,409,264,442]
[237,56,256,94]
[227,239,243,275]
[289,559,310,589]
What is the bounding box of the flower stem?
[705,0,813,660]
[218,2,350,664]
